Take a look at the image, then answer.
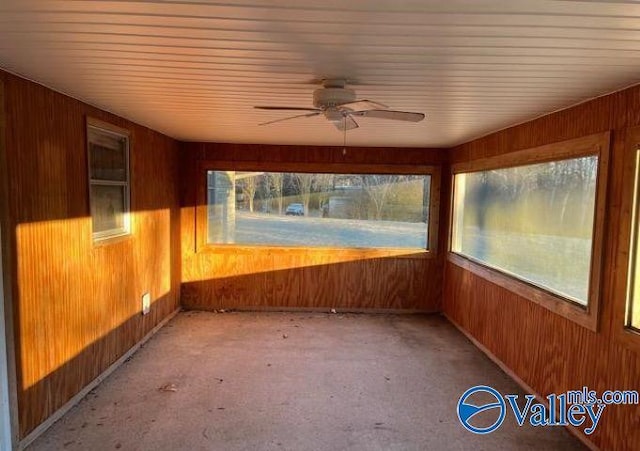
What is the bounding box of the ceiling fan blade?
[258,111,321,126]
[334,115,359,131]
[351,109,425,122]
[338,99,388,111]
[254,106,320,112]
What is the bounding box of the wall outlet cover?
[142,292,151,315]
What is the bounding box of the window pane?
[207,171,430,249]
[629,260,640,330]
[452,156,598,305]
[88,127,127,181]
[90,185,127,234]
[627,150,640,330]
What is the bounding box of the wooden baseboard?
[443,313,599,451]
[19,308,181,450]
[181,305,440,315]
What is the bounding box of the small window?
[626,148,640,331]
[452,155,598,306]
[206,170,431,249]
[87,120,130,241]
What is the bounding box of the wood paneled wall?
[444,85,640,450]
[180,142,447,312]
[0,71,182,438]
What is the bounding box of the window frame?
[195,161,441,258]
[625,146,640,333]
[614,126,640,351]
[86,117,131,243]
[448,132,610,331]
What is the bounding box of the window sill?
[197,244,434,259]
[447,252,599,331]
[615,327,640,356]
[92,233,132,247]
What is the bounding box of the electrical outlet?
[142,292,151,315]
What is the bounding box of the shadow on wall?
[181,256,440,312]
[19,294,174,436]
[2,71,182,438]
[11,206,180,439]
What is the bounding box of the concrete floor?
[28,312,584,451]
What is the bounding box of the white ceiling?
[1,1,640,148]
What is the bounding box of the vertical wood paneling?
[444,83,640,451]
[0,72,21,445]
[180,142,446,312]
[0,71,182,438]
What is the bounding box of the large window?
[206,171,431,249]
[626,149,640,331]
[87,120,130,241]
[452,156,599,306]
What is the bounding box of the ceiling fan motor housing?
[313,87,356,109]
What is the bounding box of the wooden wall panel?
[444,84,640,451]
[0,70,182,438]
[183,142,447,166]
[180,142,447,312]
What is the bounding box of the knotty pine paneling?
[444,84,640,450]
[0,70,181,438]
[180,142,447,312]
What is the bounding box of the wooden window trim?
[447,131,611,332]
[613,126,640,352]
[194,160,441,259]
[86,117,132,244]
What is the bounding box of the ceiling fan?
[254,79,425,131]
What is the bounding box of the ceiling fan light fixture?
[313,87,356,109]
[323,109,344,122]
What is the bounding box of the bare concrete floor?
[28,312,584,451]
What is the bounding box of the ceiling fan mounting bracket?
[322,78,347,88]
